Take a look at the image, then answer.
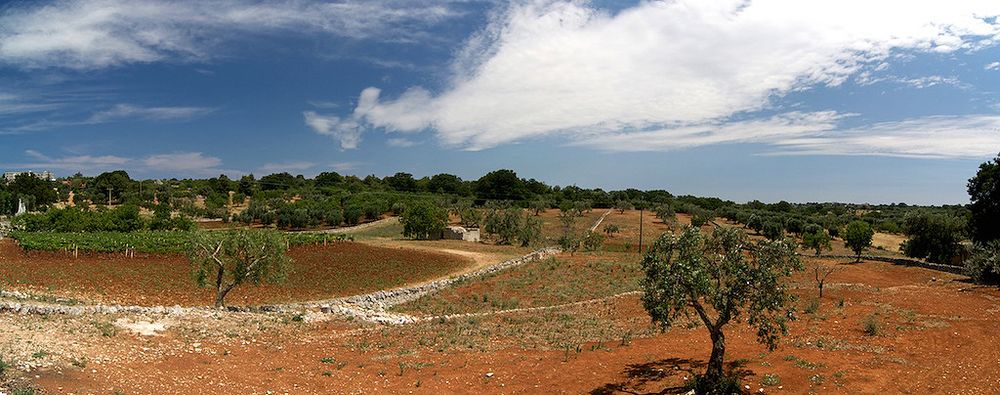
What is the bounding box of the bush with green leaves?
[603,224,620,236]
[517,213,542,247]
[483,201,522,245]
[843,220,874,262]
[641,226,801,392]
[654,204,676,226]
[965,241,1000,284]
[762,221,784,241]
[188,229,291,308]
[581,230,605,252]
[690,208,713,228]
[802,225,832,256]
[901,211,964,264]
[400,201,448,240]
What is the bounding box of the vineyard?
[9,230,352,253]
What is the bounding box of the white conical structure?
[15,198,26,216]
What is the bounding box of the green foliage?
[690,208,713,228]
[516,213,542,247]
[602,224,620,236]
[558,235,580,255]
[641,226,801,388]
[901,211,964,264]
[451,200,483,228]
[400,201,448,240]
[762,221,784,241]
[6,173,58,212]
[14,205,193,233]
[653,204,675,225]
[965,241,1000,284]
[968,153,1000,244]
[11,231,195,253]
[843,220,874,261]
[92,170,132,203]
[581,230,605,252]
[475,169,526,201]
[483,201,523,245]
[188,229,291,307]
[802,225,832,256]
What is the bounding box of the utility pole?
[107,187,112,206]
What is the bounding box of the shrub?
[400,201,448,240]
[843,220,874,262]
[517,213,542,247]
[862,313,881,336]
[581,230,605,252]
[901,211,964,264]
[965,241,1000,284]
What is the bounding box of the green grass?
[393,252,642,316]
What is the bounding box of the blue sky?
[1,0,1000,204]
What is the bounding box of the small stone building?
[442,226,480,242]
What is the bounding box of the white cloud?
[259,161,316,174]
[769,115,1000,158]
[142,152,223,173]
[386,138,420,148]
[15,149,129,170]
[987,61,1000,71]
[1,150,242,177]
[0,0,464,69]
[573,112,846,151]
[330,162,362,172]
[330,0,1000,151]
[88,104,214,123]
[303,111,363,150]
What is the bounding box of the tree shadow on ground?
[590,358,754,395]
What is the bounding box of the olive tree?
[965,241,1000,284]
[843,220,874,262]
[641,227,801,393]
[400,201,448,240]
[968,153,1000,244]
[802,225,832,256]
[188,230,291,308]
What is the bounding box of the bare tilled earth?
[0,211,995,394]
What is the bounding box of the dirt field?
[0,239,471,307]
[2,217,998,394]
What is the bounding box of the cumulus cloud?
[0,0,465,69]
[325,0,1000,155]
[987,61,1000,71]
[303,111,363,150]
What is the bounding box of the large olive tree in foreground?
[641,227,801,394]
[188,230,291,308]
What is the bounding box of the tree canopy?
[641,226,801,392]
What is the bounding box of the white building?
[3,170,55,183]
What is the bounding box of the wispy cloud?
[319,0,1000,151]
[987,61,1000,71]
[768,115,1000,158]
[0,0,467,70]
[259,161,316,174]
[1,150,233,176]
[87,104,214,123]
[386,138,419,148]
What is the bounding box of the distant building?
[3,170,55,183]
